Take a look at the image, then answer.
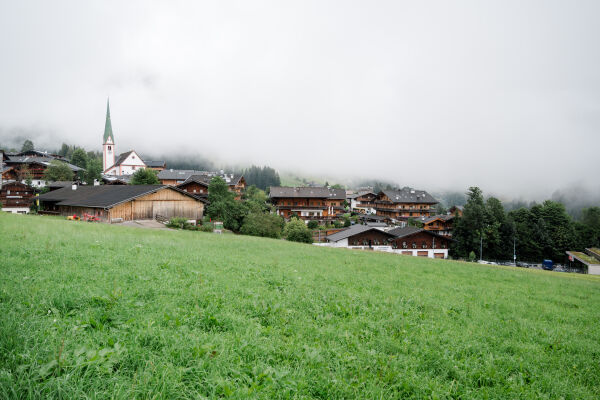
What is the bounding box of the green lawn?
[1,213,600,399]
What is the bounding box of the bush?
[307,220,319,230]
[167,217,190,229]
[333,220,343,228]
[200,222,214,232]
[240,212,284,239]
[283,218,313,243]
[468,251,477,262]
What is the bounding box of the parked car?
[542,259,554,270]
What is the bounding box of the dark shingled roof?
[388,226,453,241]
[38,184,206,208]
[6,156,83,172]
[112,151,136,167]
[270,187,346,199]
[379,188,438,204]
[143,160,166,168]
[326,224,395,242]
[421,214,454,224]
[387,226,424,238]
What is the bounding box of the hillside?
[1,213,599,398]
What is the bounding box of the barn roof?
[388,226,453,241]
[38,184,206,209]
[379,188,438,204]
[269,187,346,199]
[326,224,395,242]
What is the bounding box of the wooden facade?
[41,186,204,222]
[390,231,451,251]
[374,192,436,220]
[0,181,35,212]
[346,229,395,247]
[422,216,454,237]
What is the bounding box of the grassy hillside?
[1,213,599,399]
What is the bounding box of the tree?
[21,139,34,152]
[452,187,487,258]
[43,160,74,182]
[243,165,281,191]
[70,148,88,169]
[84,158,103,185]
[283,218,313,243]
[307,220,319,229]
[207,177,247,231]
[243,185,269,213]
[240,212,284,238]
[130,168,160,185]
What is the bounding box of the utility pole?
[513,236,516,265]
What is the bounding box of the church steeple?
[102,98,116,172]
[103,99,114,144]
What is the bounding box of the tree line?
[452,187,600,263]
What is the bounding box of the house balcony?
[275,205,327,210]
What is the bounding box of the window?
[442,243,446,249]
[402,241,407,249]
[412,242,417,249]
[373,239,379,245]
[422,242,427,249]
[108,146,111,150]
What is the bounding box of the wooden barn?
[38,184,205,222]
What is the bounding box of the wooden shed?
[38,184,205,222]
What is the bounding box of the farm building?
[387,226,452,259]
[325,224,396,250]
[38,184,205,222]
[322,225,452,259]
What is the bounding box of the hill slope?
[1,213,599,398]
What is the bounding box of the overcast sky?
[1,1,599,199]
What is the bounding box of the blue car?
[542,259,554,270]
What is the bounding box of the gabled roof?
[270,187,346,199]
[178,174,212,187]
[379,188,438,204]
[159,169,244,186]
[388,226,452,241]
[421,214,454,224]
[326,224,395,242]
[112,150,145,167]
[5,156,83,172]
[38,184,206,208]
[143,160,166,168]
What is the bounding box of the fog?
[1,1,599,201]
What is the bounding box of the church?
[102,100,165,176]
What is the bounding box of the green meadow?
[1,213,599,399]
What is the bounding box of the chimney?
[72,184,77,191]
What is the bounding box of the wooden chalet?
[269,186,346,223]
[143,160,166,172]
[449,205,464,217]
[160,170,246,199]
[38,184,206,222]
[421,214,454,237]
[388,226,452,258]
[348,191,377,214]
[0,181,35,214]
[2,150,82,186]
[374,188,437,221]
[326,225,396,248]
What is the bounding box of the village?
[2,102,599,273]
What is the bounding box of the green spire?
[103,98,114,143]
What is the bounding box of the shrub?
[307,220,319,230]
[167,217,189,229]
[200,222,214,232]
[333,220,343,229]
[240,212,284,239]
[283,218,313,243]
[468,251,477,262]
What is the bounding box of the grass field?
[1,213,600,399]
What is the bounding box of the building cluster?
[1,100,466,262]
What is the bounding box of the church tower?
[102,99,115,172]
